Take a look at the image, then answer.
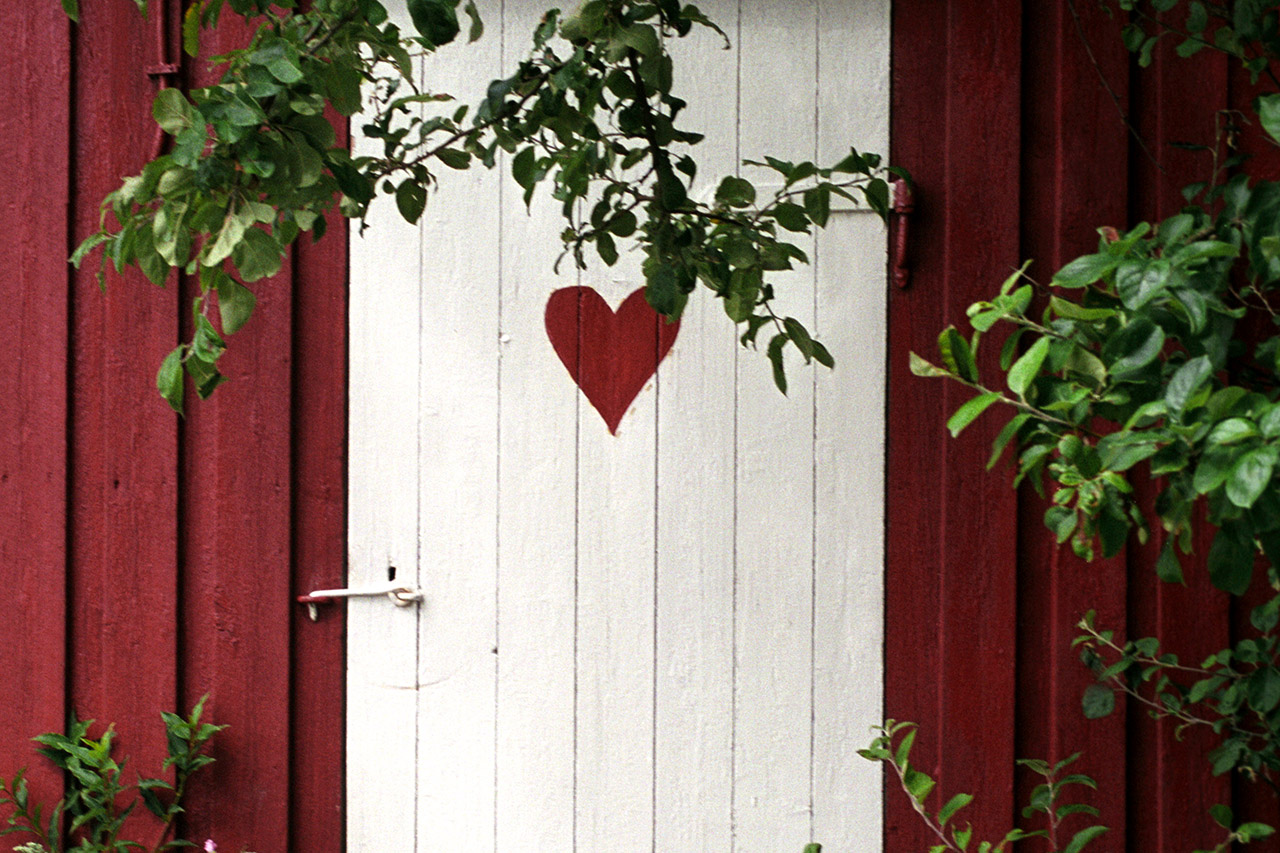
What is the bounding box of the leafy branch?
[66,0,901,412]
[0,697,225,853]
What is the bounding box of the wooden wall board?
[288,131,350,853]
[68,4,180,847]
[887,0,1023,845]
[0,0,71,820]
[1014,3,1132,844]
[0,4,348,851]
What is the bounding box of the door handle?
[297,581,424,621]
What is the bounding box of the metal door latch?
[297,581,424,621]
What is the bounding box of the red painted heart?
[545,286,680,435]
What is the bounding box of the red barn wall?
[3,1,1274,852]
[890,2,1278,851]
[0,4,346,852]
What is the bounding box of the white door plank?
[347,2,423,847]
[655,1,740,849]
[574,244,660,849]
[812,2,889,849]
[733,2,820,849]
[414,4,503,845]
[494,6,580,850]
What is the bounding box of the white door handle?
[297,581,424,620]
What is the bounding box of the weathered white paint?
[349,1,888,850]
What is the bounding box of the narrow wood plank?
[574,187,660,852]
[0,0,70,816]
[933,2,1023,842]
[413,8,502,844]
[887,0,1022,844]
[494,5,580,848]
[1014,4,1130,845]
[811,0,889,847]
[884,0,949,845]
[289,110,349,853]
[655,1,739,848]
[733,3,819,849]
[346,2,423,845]
[1127,40,1233,853]
[173,13,295,847]
[68,3,178,843]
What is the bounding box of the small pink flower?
[204,841,217,853]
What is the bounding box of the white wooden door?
[348,2,888,850]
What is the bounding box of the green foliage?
[66,0,897,411]
[0,697,226,853]
[858,722,1104,853]
[910,0,1280,842]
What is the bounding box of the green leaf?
[231,227,283,282]
[62,0,80,22]
[803,185,832,227]
[408,0,460,46]
[768,334,788,395]
[396,180,428,224]
[182,2,200,56]
[157,346,185,415]
[1062,825,1109,853]
[715,176,756,208]
[1081,684,1115,719]
[1208,525,1253,595]
[436,148,471,170]
[1165,355,1213,415]
[988,413,1029,469]
[1227,447,1277,509]
[1105,319,1165,380]
[153,88,194,135]
[939,326,979,383]
[947,393,1000,438]
[1008,336,1050,397]
[910,352,952,378]
[1053,253,1119,288]
[463,0,483,42]
[903,768,936,804]
[938,793,973,826]
[1049,296,1116,322]
[1260,94,1280,146]
[1209,418,1258,445]
[266,56,304,85]
[1155,540,1184,584]
[204,207,248,266]
[216,277,257,334]
[772,202,809,232]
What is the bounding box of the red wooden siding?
[890,3,1275,851]
[0,4,346,852]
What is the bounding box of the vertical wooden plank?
[933,1,1023,841]
[346,1,422,845]
[734,3,818,849]
[811,0,888,846]
[1014,3,1130,844]
[175,12,294,847]
[413,7,502,845]
[1126,40,1232,853]
[69,2,178,839]
[495,4,579,849]
[887,0,1022,845]
[289,111,349,853]
[884,2,947,845]
[0,0,70,815]
[573,189,660,852]
[655,1,739,849]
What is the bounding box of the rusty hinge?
[891,178,915,289]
